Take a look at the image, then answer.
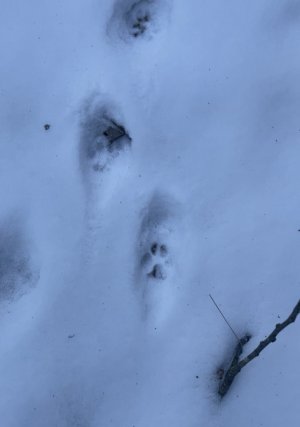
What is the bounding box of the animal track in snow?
[141,241,169,280]
[138,192,175,281]
[136,192,182,322]
[79,95,131,175]
[126,1,151,38]
[0,218,39,302]
[108,0,171,41]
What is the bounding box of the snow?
[0,0,300,426]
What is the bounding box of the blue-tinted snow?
[0,0,300,426]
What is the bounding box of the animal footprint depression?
[136,192,182,322]
[136,191,182,324]
[141,241,169,280]
[138,193,174,281]
[126,1,151,38]
[108,0,171,42]
[79,95,132,175]
[0,218,39,302]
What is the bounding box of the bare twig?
[218,299,300,398]
[218,334,251,397]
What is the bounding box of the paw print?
[123,1,152,38]
[141,241,169,280]
[79,97,131,174]
[130,13,150,38]
[108,0,169,42]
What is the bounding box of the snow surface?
[0,0,300,426]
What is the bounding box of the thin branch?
[218,334,251,397]
[218,299,300,398]
[238,300,300,370]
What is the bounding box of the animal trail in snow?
[79,94,131,175]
